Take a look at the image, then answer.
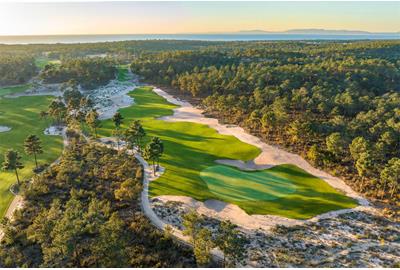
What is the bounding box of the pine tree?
[2,149,24,185]
[24,134,43,170]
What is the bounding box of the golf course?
[0,89,63,216]
[100,86,358,219]
[0,84,31,98]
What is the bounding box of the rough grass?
[98,86,357,219]
[0,96,63,216]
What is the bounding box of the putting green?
[201,165,297,201]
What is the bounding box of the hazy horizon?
[0,28,399,37]
[0,1,399,36]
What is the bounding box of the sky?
[0,1,398,35]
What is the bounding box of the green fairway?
[117,65,130,82]
[0,96,63,216]
[35,57,61,69]
[0,84,30,98]
[99,86,357,219]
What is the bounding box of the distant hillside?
[285,29,372,35]
[237,30,275,34]
[236,29,398,35]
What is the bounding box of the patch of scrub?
[0,126,11,133]
[201,165,297,202]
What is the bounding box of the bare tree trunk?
[34,152,38,169]
[15,169,20,185]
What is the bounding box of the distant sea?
[0,33,399,44]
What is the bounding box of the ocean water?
[0,33,399,44]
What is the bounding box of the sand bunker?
[0,125,11,132]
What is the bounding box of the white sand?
[97,92,134,120]
[5,195,24,220]
[88,79,135,120]
[0,125,11,132]
[155,195,374,232]
[44,126,64,136]
[151,87,372,231]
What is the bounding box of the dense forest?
[0,55,37,86]
[39,58,116,89]
[0,40,222,63]
[0,134,194,267]
[130,40,400,203]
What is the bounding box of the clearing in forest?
[99,86,358,219]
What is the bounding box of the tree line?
[0,54,37,86]
[39,57,116,89]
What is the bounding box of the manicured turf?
[0,84,31,98]
[201,165,297,201]
[34,57,61,69]
[0,96,63,216]
[117,66,130,82]
[99,86,358,219]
